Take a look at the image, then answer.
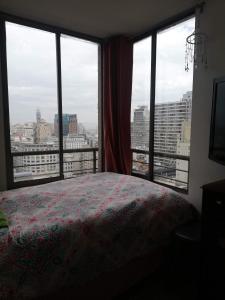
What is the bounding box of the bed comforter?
[0,172,196,299]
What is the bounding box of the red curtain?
[103,36,133,175]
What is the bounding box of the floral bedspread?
[0,172,196,299]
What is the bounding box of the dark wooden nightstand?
[201,179,225,299]
[172,221,201,278]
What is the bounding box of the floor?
[115,268,199,300]
[115,242,200,300]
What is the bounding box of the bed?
[0,172,196,299]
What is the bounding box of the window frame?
[0,11,103,189]
[131,11,196,194]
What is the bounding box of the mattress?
[0,172,196,299]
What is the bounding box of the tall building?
[176,120,191,186]
[131,91,192,183]
[154,91,192,155]
[131,106,150,175]
[153,92,192,178]
[35,120,53,143]
[131,106,149,150]
[68,114,78,135]
[36,108,41,124]
[54,114,78,136]
[34,109,53,143]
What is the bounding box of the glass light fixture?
[185,3,207,72]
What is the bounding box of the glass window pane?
[6,22,59,181]
[154,17,195,190]
[60,35,98,178]
[131,37,151,176]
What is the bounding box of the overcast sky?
[132,17,195,118]
[6,22,98,129]
[6,17,195,127]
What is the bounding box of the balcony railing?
[132,148,190,192]
[12,148,98,184]
[11,147,188,192]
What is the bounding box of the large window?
[6,22,60,183]
[61,35,99,178]
[131,37,151,176]
[131,17,195,192]
[3,20,100,187]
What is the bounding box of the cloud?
[6,17,195,127]
[6,22,98,126]
[132,17,195,119]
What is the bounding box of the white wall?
[187,0,225,210]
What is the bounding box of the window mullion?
[148,32,157,182]
[56,33,64,179]
[0,20,14,188]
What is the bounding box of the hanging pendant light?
[185,3,207,72]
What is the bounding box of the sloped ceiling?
[0,0,198,38]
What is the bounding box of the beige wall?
[187,0,225,210]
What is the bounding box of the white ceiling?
[0,0,198,38]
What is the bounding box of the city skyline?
[10,108,98,132]
[11,107,98,143]
[11,90,191,188]
[11,88,191,141]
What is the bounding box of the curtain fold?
[103,36,133,175]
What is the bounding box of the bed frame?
[38,246,166,300]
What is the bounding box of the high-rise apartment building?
[35,120,53,143]
[54,114,78,136]
[154,91,192,155]
[68,114,78,135]
[153,91,192,186]
[36,108,41,124]
[131,92,192,153]
[131,91,192,185]
[131,105,149,150]
[176,120,191,184]
[34,109,53,143]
